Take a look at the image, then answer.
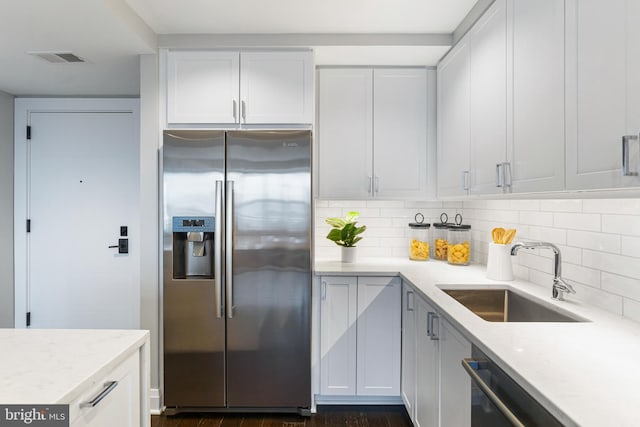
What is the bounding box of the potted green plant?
[325,211,366,263]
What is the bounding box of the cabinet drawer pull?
[622,135,639,177]
[462,170,469,191]
[406,291,414,311]
[495,163,503,187]
[79,381,118,408]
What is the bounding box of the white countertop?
[316,258,640,427]
[0,329,149,404]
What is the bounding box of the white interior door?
[27,111,139,329]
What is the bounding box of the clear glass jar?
[432,213,449,261]
[408,213,430,261]
[447,214,471,266]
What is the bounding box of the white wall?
[139,54,161,397]
[316,197,640,323]
[0,90,14,327]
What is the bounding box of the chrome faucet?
[510,241,576,301]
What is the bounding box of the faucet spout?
[509,241,574,301]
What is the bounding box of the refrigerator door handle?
[226,180,234,319]
[214,181,223,318]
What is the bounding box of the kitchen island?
[316,258,640,427]
[0,328,150,426]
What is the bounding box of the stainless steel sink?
[441,288,587,322]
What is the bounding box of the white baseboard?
[315,395,404,405]
[150,388,162,415]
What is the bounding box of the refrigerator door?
[163,130,226,408]
[226,130,312,409]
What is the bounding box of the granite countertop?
[316,258,640,427]
[0,329,149,404]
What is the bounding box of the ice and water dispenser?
[172,216,215,279]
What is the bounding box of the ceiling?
[0,0,478,96]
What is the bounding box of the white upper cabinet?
[565,0,640,189]
[373,69,429,199]
[438,0,566,196]
[318,67,433,200]
[437,39,471,198]
[167,51,239,124]
[468,0,507,195]
[510,0,565,192]
[240,51,314,124]
[166,50,313,125]
[317,69,373,199]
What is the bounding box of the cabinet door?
[437,39,470,198]
[415,297,438,427]
[439,319,471,427]
[373,69,428,199]
[240,51,313,124]
[70,351,141,427]
[566,0,640,189]
[317,68,374,199]
[319,276,358,396]
[356,276,401,396]
[167,51,239,124]
[468,0,507,195]
[509,0,565,192]
[401,283,417,422]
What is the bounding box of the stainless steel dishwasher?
[462,346,564,427]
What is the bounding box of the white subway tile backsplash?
[582,250,640,280]
[316,198,640,322]
[601,272,640,301]
[562,263,601,288]
[539,199,582,212]
[328,200,367,208]
[621,236,640,257]
[519,211,553,227]
[553,212,601,231]
[525,226,567,245]
[583,199,640,215]
[567,230,620,254]
[622,298,640,323]
[571,283,623,315]
[602,214,640,236]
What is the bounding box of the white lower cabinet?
[70,351,142,427]
[402,282,471,427]
[319,276,401,399]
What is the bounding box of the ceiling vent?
[28,51,86,63]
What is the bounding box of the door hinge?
[26,312,31,327]
[26,219,31,233]
[26,126,31,140]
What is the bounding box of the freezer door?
[162,130,226,408]
[226,130,312,409]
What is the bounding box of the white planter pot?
[341,246,357,263]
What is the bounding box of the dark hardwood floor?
[151,405,412,427]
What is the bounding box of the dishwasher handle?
[461,358,526,427]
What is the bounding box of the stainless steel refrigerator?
[162,130,311,414]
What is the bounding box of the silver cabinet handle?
[232,100,237,122]
[462,170,470,191]
[214,181,223,318]
[495,163,503,187]
[368,176,373,195]
[430,313,439,340]
[503,162,512,188]
[321,281,327,300]
[461,359,526,427]
[622,135,639,177]
[80,381,118,408]
[427,311,438,341]
[226,181,234,319]
[406,291,414,312]
[241,100,247,121]
[374,176,380,194]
